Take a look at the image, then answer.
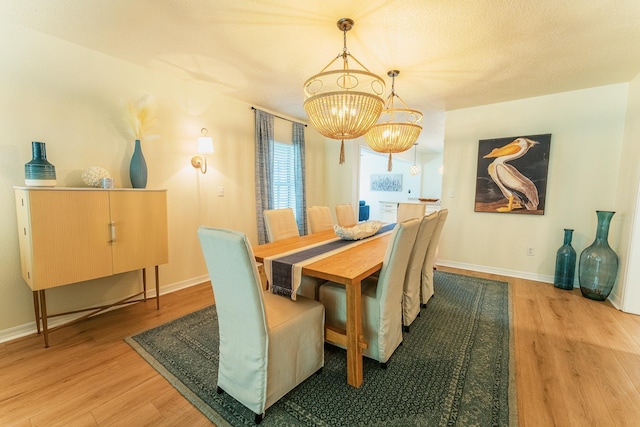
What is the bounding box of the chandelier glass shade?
[365,70,423,171]
[303,18,385,164]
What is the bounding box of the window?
[272,142,296,212]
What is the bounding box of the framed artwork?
[474,134,551,215]
[371,174,402,192]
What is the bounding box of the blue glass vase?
[578,211,618,301]
[129,139,147,188]
[554,229,576,290]
[25,141,57,187]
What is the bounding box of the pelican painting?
[475,134,551,214]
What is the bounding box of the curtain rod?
[251,106,307,127]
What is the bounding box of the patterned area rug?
[126,271,517,426]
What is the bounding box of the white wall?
[615,72,640,313]
[324,139,358,214]
[0,20,327,337]
[421,152,444,200]
[439,85,629,294]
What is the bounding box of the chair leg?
[403,325,410,333]
[216,386,224,394]
[315,367,323,375]
[379,362,388,369]
[421,303,427,308]
[255,413,264,424]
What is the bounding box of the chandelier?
[303,18,385,164]
[409,143,421,175]
[365,70,423,171]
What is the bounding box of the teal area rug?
[126,271,517,426]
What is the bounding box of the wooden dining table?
[252,228,392,388]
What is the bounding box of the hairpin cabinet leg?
[142,268,147,301]
[32,291,41,335]
[155,265,160,310]
[39,290,49,348]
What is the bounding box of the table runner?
[266,223,396,299]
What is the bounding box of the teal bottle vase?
[25,141,57,187]
[129,139,147,188]
[554,229,576,290]
[578,211,618,301]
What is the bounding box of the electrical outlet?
[526,247,534,256]
[218,186,224,197]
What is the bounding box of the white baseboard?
[438,260,555,284]
[0,274,210,345]
[437,260,627,311]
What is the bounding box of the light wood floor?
[1,268,639,426]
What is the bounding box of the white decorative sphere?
[81,166,111,187]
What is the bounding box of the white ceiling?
[2,0,640,153]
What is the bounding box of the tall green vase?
[578,211,618,301]
[129,139,147,188]
[554,228,576,290]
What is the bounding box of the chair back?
[307,206,334,234]
[402,212,439,326]
[335,204,357,227]
[198,226,325,419]
[421,209,449,304]
[197,227,268,377]
[397,202,426,223]
[263,208,300,242]
[374,218,420,359]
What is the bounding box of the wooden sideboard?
[14,187,168,347]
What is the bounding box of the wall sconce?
[191,128,214,174]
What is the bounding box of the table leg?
[39,290,49,348]
[155,265,160,310]
[345,279,364,387]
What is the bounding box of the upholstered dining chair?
[263,208,299,242]
[197,226,325,424]
[335,204,357,227]
[421,209,449,307]
[307,206,334,234]
[397,202,426,223]
[264,207,323,300]
[402,212,439,332]
[319,218,420,368]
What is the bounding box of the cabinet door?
[27,190,113,290]
[110,191,168,274]
[379,202,398,223]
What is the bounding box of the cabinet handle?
[109,221,116,243]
